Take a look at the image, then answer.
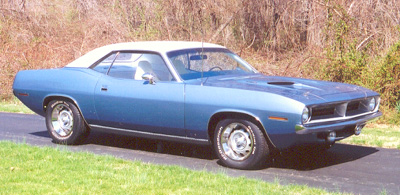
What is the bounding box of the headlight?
[368,97,376,111]
[302,107,310,123]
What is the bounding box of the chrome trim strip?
[89,124,210,145]
[305,111,374,124]
[296,111,381,135]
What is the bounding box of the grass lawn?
[0,98,34,114]
[0,141,339,195]
[339,124,400,149]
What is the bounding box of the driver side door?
[91,51,185,136]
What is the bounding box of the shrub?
[374,41,400,108]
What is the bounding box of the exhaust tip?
[355,124,364,136]
[326,131,336,143]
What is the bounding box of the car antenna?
[201,40,204,86]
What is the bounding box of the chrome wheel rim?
[220,123,254,161]
[51,104,74,137]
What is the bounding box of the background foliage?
[1,0,399,123]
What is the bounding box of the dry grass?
[1,0,400,122]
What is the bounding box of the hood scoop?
[268,81,295,85]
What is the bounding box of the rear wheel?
[45,100,89,145]
[213,119,269,169]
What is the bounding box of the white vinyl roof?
[66,41,225,68]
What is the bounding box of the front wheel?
[213,119,269,169]
[45,100,89,145]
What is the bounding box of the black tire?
[45,100,89,145]
[213,118,269,169]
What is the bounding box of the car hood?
[202,74,377,105]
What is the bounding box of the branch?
[208,14,235,42]
[314,0,343,18]
[347,1,355,15]
[356,34,376,51]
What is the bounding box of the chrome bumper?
[295,111,382,135]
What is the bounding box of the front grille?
[313,106,335,116]
[309,98,373,122]
[311,106,335,120]
[347,101,360,112]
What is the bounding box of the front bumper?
[269,111,382,150]
[295,111,382,135]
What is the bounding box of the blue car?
[13,41,382,169]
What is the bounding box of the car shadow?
[84,130,217,160]
[30,130,50,138]
[30,130,379,170]
[268,144,379,171]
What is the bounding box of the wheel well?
[43,96,90,129]
[207,112,273,148]
[43,96,74,112]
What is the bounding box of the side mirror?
[142,73,156,85]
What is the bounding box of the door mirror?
[142,73,156,85]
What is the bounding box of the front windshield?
[167,48,257,80]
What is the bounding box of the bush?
[2,0,400,124]
[374,41,400,108]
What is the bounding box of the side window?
[91,52,173,81]
[92,53,117,74]
[136,53,172,81]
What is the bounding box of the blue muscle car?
[13,41,382,169]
